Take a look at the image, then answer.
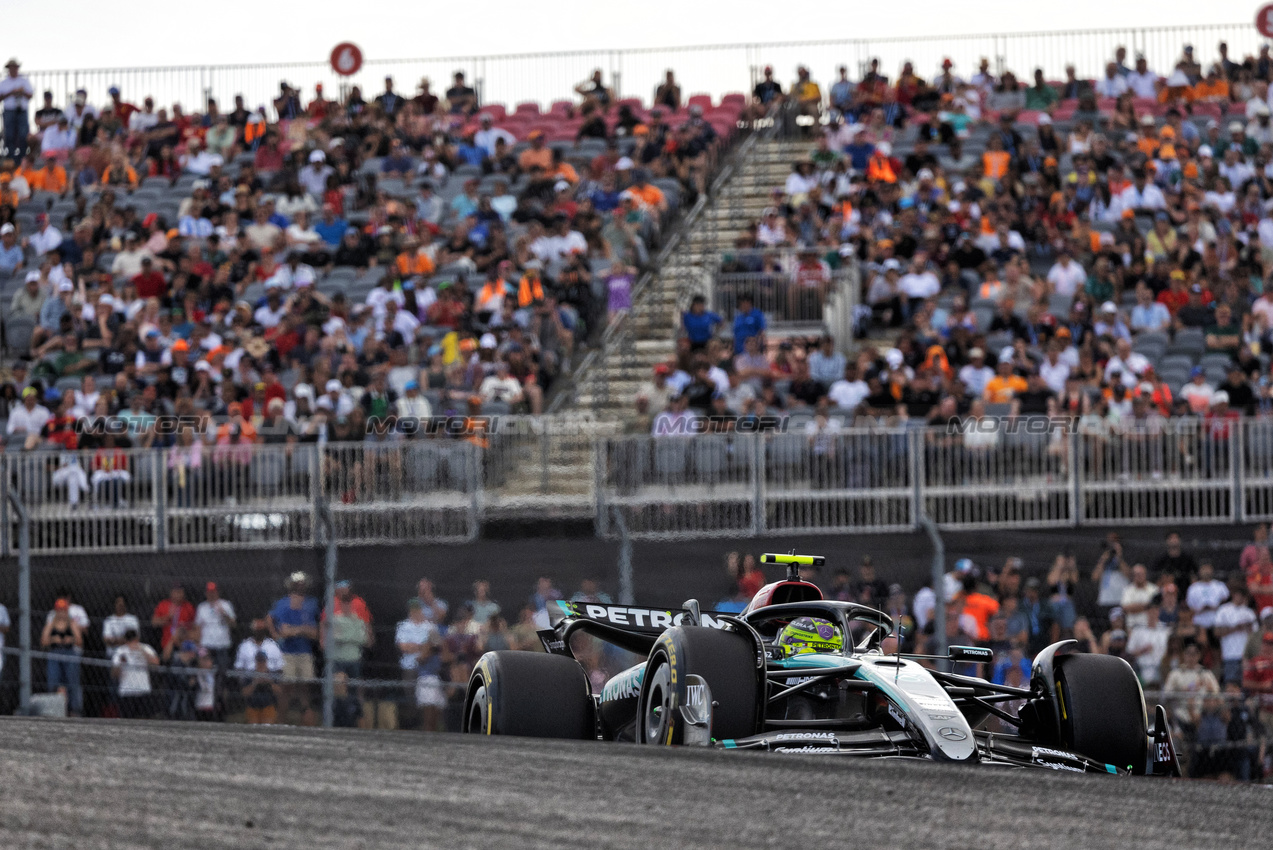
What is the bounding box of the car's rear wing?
[552,600,735,633]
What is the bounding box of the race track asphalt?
[0,717,1269,849]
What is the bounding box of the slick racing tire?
[1055,653,1147,773]
[464,651,595,739]
[637,626,759,745]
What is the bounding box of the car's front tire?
[637,626,760,745]
[1055,653,1147,773]
[464,651,595,739]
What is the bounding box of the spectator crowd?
[0,58,737,457]
[637,44,1273,457]
[6,568,616,732]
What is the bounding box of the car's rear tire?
[1055,653,1147,773]
[637,626,759,744]
[464,651,595,739]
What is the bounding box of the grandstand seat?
[687,94,713,112]
[513,102,540,116]
[1158,354,1194,373]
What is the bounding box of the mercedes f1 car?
[464,554,1181,775]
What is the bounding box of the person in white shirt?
[1103,338,1149,388]
[784,161,818,199]
[1038,344,1071,395]
[102,595,141,655]
[383,299,420,341]
[478,361,524,405]
[254,288,287,329]
[473,113,515,157]
[298,150,334,198]
[1094,63,1129,99]
[1179,369,1215,414]
[234,620,285,673]
[1117,173,1166,212]
[1214,587,1258,683]
[181,139,224,176]
[1119,564,1158,630]
[1126,606,1171,685]
[0,58,34,160]
[111,629,160,717]
[27,216,62,257]
[7,387,51,438]
[1125,56,1159,100]
[1218,145,1254,188]
[1186,562,1229,629]
[958,348,994,397]
[127,97,158,133]
[1045,250,1086,299]
[828,364,869,411]
[396,381,433,419]
[39,117,77,157]
[194,582,236,667]
[897,257,940,303]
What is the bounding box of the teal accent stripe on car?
[721,740,737,749]
[1105,764,1117,774]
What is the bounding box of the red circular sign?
[330,42,363,77]
[1258,5,1273,38]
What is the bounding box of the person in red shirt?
[1248,548,1273,614]
[131,256,167,298]
[738,553,765,598]
[1156,270,1189,315]
[1242,632,1273,709]
[151,585,196,653]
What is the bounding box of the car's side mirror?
[949,645,993,663]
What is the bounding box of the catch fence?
[23,24,1263,117]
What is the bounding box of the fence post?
[593,437,609,538]
[613,506,633,605]
[752,433,766,536]
[918,509,947,672]
[155,448,167,552]
[1233,422,1244,524]
[1071,429,1083,528]
[7,490,30,715]
[317,484,336,730]
[470,441,482,542]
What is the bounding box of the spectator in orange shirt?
[101,155,139,190]
[621,170,667,214]
[395,235,436,278]
[550,149,579,185]
[1192,65,1229,102]
[518,130,553,172]
[28,156,67,195]
[982,135,1010,180]
[984,358,1027,403]
[959,573,1000,642]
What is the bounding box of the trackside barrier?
[3,418,1273,548]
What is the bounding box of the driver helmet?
[776,617,844,657]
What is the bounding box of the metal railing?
[709,257,859,335]
[24,24,1258,118]
[4,417,1273,548]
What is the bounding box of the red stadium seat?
[549,100,574,115]
[1015,110,1042,126]
[1192,102,1222,120]
[687,94,714,111]
[481,104,507,122]
[514,101,540,116]
[720,92,746,107]
[617,97,642,110]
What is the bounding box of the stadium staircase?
[484,133,810,517]
[570,133,813,417]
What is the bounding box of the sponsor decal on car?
[555,602,732,631]
[771,746,843,754]
[887,703,906,727]
[938,727,968,741]
[1031,747,1087,772]
[600,666,645,702]
[773,732,839,742]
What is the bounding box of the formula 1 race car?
[464,554,1181,775]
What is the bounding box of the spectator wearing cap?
[194,581,236,669]
[6,386,49,444]
[110,231,152,280]
[151,584,196,656]
[323,580,373,679]
[9,269,43,321]
[0,59,33,161]
[234,618,284,674]
[0,221,22,276]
